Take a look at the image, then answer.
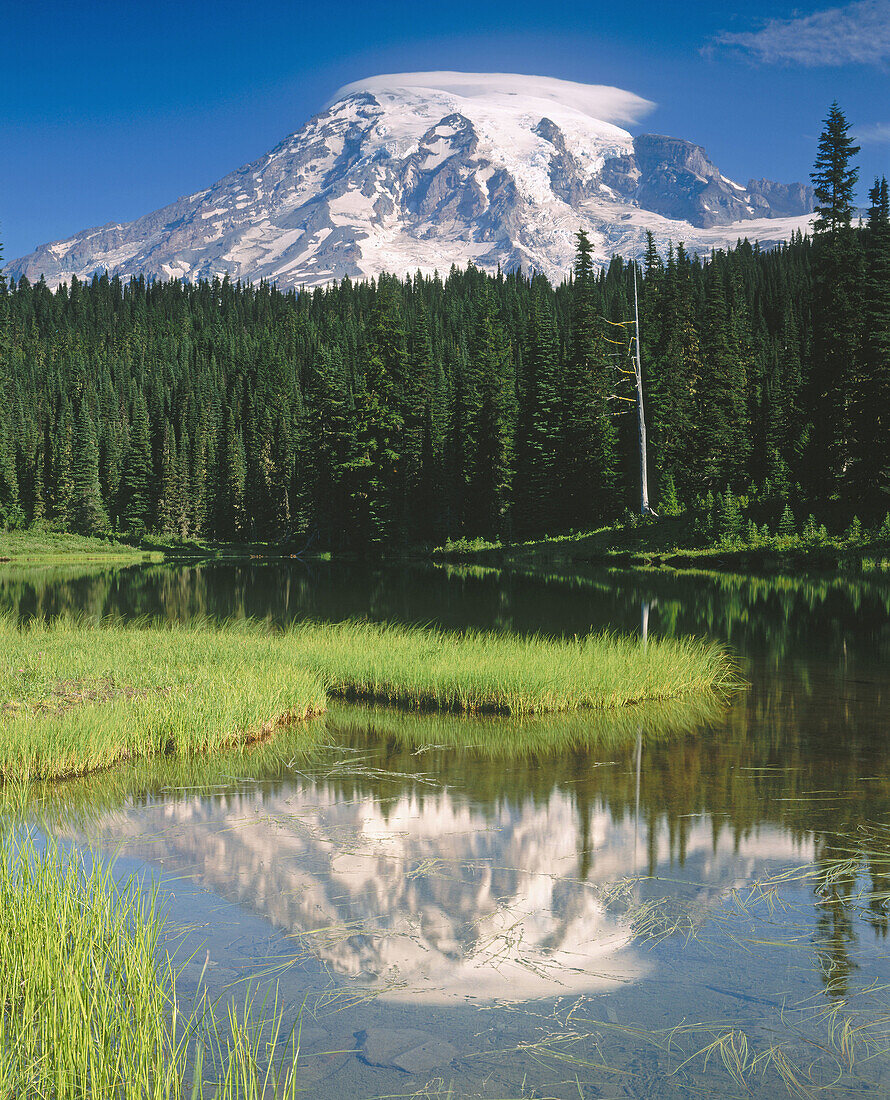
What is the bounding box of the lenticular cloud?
[328,71,656,126]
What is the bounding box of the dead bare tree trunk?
[632,261,657,517]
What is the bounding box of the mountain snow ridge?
[7,72,814,289]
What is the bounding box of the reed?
[0,823,301,1098]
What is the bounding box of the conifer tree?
[354,278,408,547]
[558,231,617,529]
[30,434,46,524]
[696,263,751,487]
[213,409,246,540]
[762,304,803,486]
[807,102,864,504]
[650,244,700,498]
[863,178,890,512]
[157,420,181,535]
[119,393,153,533]
[466,288,515,538]
[444,347,471,535]
[70,402,109,535]
[298,345,359,549]
[414,402,444,545]
[50,401,74,527]
[0,411,21,528]
[0,239,20,528]
[515,283,561,536]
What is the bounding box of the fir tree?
[863,178,890,513]
[696,263,749,487]
[515,283,561,536]
[465,288,515,539]
[213,409,246,540]
[157,420,181,535]
[415,402,444,545]
[50,401,74,527]
[69,402,109,535]
[558,231,617,529]
[119,393,153,533]
[807,103,865,504]
[651,244,700,497]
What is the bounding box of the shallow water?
[5,559,890,1097]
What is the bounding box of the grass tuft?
[0,615,327,782]
[0,822,301,1097]
[289,619,738,715]
[0,614,737,783]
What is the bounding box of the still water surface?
[4,560,890,1097]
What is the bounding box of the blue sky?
[3,0,889,261]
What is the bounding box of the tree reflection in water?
[6,558,890,1095]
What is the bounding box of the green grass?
[0,617,328,782]
[0,725,330,826]
[0,527,163,565]
[431,513,890,575]
[0,615,736,782]
[0,822,302,1098]
[292,619,736,714]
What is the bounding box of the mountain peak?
[6,73,813,289]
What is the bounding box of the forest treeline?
[0,105,887,551]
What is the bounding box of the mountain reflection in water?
[9,558,890,1095]
[54,710,814,1005]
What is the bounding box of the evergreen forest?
[0,105,887,553]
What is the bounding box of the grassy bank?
[0,616,735,782]
[432,512,890,576]
[0,528,164,565]
[0,617,328,781]
[0,525,335,565]
[0,824,301,1098]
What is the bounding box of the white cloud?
[329,72,656,126]
[855,122,890,143]
[712,0,890,66]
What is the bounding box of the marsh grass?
[0,614,736,782]
[0,615,328,782]
[0,822,302,1098]
[0,724,331,830]
[289,619,738,715]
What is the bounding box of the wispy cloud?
[711,0,890,66]
[855,121,890,143]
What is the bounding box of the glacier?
[6,72,814,289]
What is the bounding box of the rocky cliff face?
[601,135,812,228]
[6,72,814,289]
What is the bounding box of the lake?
[4,558,890,1098]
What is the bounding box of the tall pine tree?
[807,102,864,505]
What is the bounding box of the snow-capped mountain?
[6,72,814,289]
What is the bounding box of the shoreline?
[3,525,890,579]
